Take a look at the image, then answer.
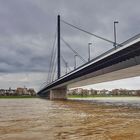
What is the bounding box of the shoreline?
[68,95,140,98]
[68,96,140,108]
[0,96,37,99]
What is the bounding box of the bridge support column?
[49,87,67,100]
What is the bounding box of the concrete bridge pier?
[49,87,67,100]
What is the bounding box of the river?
[0,97,140,140]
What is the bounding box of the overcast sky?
[0,0,140,91]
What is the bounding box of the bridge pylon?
[57,15,61,79]
[49,87,67,100]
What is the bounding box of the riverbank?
[0,96,37,99]
[68,95,138,98]
[69,96,140,108]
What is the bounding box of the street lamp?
[74,54,78,69]
[88,43,92,62]
[114,21,119,49]
[65,62,68,74]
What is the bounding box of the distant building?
[0,89,5,96]
[28,88,36,96]
[0,87,36,96]
[68,88,140,96]
[16,87,36,96]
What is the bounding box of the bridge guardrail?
[120,33,140,46]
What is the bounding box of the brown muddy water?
[0,98,140,140]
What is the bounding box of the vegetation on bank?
[68,95,138,98]
[0,96,37,99]
[0,87,36,97]
[68,88,140,97]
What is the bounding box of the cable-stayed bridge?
[38,15,140,100]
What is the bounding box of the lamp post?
[74,54,78,69]
[88,43,92,62]
[114,21,119,49]
[65,62,68,74]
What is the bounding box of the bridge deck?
[38,34,140,95]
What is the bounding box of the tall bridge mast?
[57,15,61,79]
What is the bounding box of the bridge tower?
[57,15,61,79]
[49,15,67,100]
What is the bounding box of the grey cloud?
[0,0,139,75]
[0,0,52,35]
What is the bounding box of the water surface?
[0,98,140,140]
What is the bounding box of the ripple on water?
[0,98,140,140]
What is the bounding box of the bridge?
[38,15,140,100]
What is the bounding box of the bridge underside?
[40,87,67,100]
[38,38,140,100]
[41,57,140,100]
[68,56,140,88]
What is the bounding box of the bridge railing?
[120,33,140,46]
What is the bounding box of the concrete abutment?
[49,87,67,100]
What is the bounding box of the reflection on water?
[0,98,140,140]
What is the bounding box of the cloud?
[0,72,47,91]
[0,0,140,90]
